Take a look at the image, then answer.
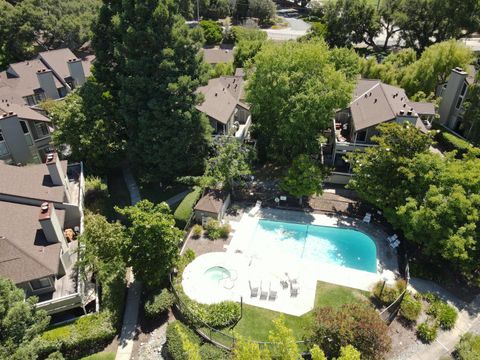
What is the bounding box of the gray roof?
[202,46,234,65]
[196,75,248,124]
[408,101,436,116]
[0,103,50,122]
[38,48,94,81]
[350,80,434,131]
[0,162,68,203]
[0,201,64,284]
[194,190,227,214]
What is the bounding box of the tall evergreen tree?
[92,0,212,182]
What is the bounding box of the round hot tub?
[203,266,231,287]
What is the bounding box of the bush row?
[174,187,202,229]
[39,312,116,359]
[145,288,175,320]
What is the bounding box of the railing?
[379,262,410,324]
[36,293,83,314]
[335,141,375,152]
[235,115,252,141]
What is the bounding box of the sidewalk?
[116,168,142,360]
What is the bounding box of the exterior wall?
[235,106,250,124]
[438,69,468,130]
[194,210,219,223]
[220,194,231,220]
[0,115,33,164]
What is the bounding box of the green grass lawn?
[229,281,369,342]
[80,353,115,360]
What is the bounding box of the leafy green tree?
[337,345,361,360]
[310,345,327,360]
[48,78,126,174]
[247,40,354,162]
[200,0,231,19]
[232,336,270,360]
[280,155,328,205]
[203,137,253,194]
[268,317,300,360]
[248,0,276,25]
[308,303,391,360]
[462,71,480,145]
[374,0,403,51]
[321,0,380,48]
[0,277,50,358]
[234,0,249,21]
[200,20,223,45]
[328,47,361,81]
[455,332,480,360]
[400,40,474,96]
[394,0,480,53]
[208,61,234,78]
[117,200,183,289]
[300,22,327,42]
[92,0,212,183]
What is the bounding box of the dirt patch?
[183,233,231,256]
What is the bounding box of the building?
[194,190,231,225]
[437,67,476,136]
[325,79,435,184]
[0,48,94,165]
[196,71,251,140]
[0,154,94,315]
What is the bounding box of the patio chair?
[249,280,259,298]
[268,282,278,301]
[248,200,262,217]
[260,281,268,300]
[389,240,400,249]
[362,212,372,223]
[290,282,299,297]
[285,272,298,285]
[387,234,398,243]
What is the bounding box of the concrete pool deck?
[182,207,399,316]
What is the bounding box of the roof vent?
[369,92,372,97]
[40,202,49,213]
[400,110,405,115]
[407,110,412,115]
[403,103,406,108]
[374,98,377,103]
[215,93,218,97]
[8,111,13,115]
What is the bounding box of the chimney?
[46,153,65,186]
[39,202,68,251]
[36,69,59,99]
[67,58,86,87]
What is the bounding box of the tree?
[0,277,50,358]
[300,22,327,42]
[328,47,361,81]
[248,0,276,26]
[337,345,361,360]
[394,0,480,53]
[247,41,354,162]
[234,0,249,21]
[48,78,126,174]
[462,72,480,145]
[280,155,328,205]
[455,332,480,360]
[92,0,212,183]
[400,40,474,96]
[117,200,183,289]
[310,345,327,360]
[232,336,270,360]
[203,137,253,194]
[200,20,223,45]
[268,317,299,360]
[321,0,380,48]
[200,0,231,19]
[308,303,391,360]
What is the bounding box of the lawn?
[80,353,115,360]
[229,281,369,342]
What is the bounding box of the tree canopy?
[246,40,355,162]
[248,0,276,25]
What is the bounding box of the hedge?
[174,187,202,229]
[166,321,201,360]
[145,288,175,320]
[440,132,472,154]
[40,312,116,359]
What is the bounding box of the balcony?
[234,115,252,141]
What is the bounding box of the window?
[24,95,35,106]
[20,120,33,146]
[460,83,467,97]
[34,92,45,104]
[456,97,463,110]
[356,130,367,142]
[35,122,49,138]
[30,277,51,290]
[0,130,9,156]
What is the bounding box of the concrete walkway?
[165,190,189,207]
[116,168,142,360]
[407,279,480,360]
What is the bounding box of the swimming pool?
[252,220,377,273]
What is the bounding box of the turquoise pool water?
[253,220,377,273]
[203,266,230,286]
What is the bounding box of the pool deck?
[182,207,399,316]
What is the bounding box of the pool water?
[203,266,230,286]
[253,220,377,273]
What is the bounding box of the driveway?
[263,16,311,41]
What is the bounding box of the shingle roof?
[350,80,434,131]
[408,101,436,116]
[202,46,234,65]
[196,75,248,124]
[0,201,64,284]
[194,190,227,214]
[0,102,50,122]
[0,162,67,203]
[38,48,95,81]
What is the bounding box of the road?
[263,16,311,41]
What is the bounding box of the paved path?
[406,279,480,360]
[263,16,310,41]
[165,190,189,207]
[116,168,142,360]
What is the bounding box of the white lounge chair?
[285,272,298,285]
[249,280,259,298]
[290,282,299,297]
[362,212,372,223]
[268,282,278,301]
[387,234,398,243]
[389,240,400,249]
[248,200,262,217]
[260,280,268,300]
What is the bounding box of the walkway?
[165,190,189,207]
[116,168,142,360]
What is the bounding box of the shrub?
[455,332,480,360]
[166,321,201,360]
[84,176,109,213]
[218,223,232,239]
[309,303,391,360]
[41,312,116,359]
[200,20,223,45]
[440,131,472,156]
[417,322,438,343]
[205,219,222,239]
[400,293,422,322]
[191,224,203,238]
[199,343,229,360]
[372,280,402,305]
[145,289,175,319]
[428,300,458,330]
[174,187,202,229]
[422,291,440,303]
[46,351,64,360]
[177,249,196,273]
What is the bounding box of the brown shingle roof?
[194,191,227,214]
[0,103,50,122]
[38,48,95,81]
[0,201,64,284]
[0,162,67,203]
[408,101,436,116]
[196,75,248,124]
